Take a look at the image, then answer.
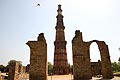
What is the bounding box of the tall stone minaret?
[53,4,69,75]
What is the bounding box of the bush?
[111,62,120,73]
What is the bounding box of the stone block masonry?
[96,41,113,78]
[72,30,113,80]
[26,33,47,80]
[8,62,19,80]
[72,30,92,80]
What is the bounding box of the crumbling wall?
[8,62,19,80]
[72,30,92,80]
[26,33,47,80]
[72,30,113,79]
[97,41,113,78]
[91,60,101,76]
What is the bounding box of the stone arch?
[89,41,101,62]
[89,40,101,62]
[89,40,101,76]
[89,40,113,78]
[72,30,113,79]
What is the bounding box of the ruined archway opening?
[90,42,102,76]
[90,42,101,62]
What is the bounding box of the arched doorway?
[90,42,101,62]
[89,40,113,78]
[72,30,113,79]
[90,42,101,76]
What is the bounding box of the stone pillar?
[26,33,47,80]
[72,30,92,80]
[0,71,1,80]
[20,66,26,73]
[97,41,113,79]
[8,62,19,80]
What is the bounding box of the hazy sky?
[0,0,120,66]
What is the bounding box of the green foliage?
[8,60,22,66]
[48,62,73,75]
[8,60,22,73]
[48,62,53,75]
[8,60,16,66]
[68,63,73,74]
[111,62,120,73]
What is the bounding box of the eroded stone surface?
[26,33,47,80]
[8,62,19,80]
[72,30,113,80]
[72,30,92,79]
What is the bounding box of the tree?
[68,63,73,74]
[118,57,120,62]
[111,62,120,73]
[8,60,22,73]
[112,62,118,72]
[8,60,16,66]
[48,62,53,75]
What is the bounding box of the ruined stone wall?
[0,71,1,80]
[26,33,47,80]
[8,62,19,80]
[91,61,101,76]
[20,66,26,73]
[26,64,30,73]
[72,30,92,80]
[97,41,113,78]
[72,30,113,79]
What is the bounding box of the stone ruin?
[0,4,113,80]
[25,31,113,80]
[8,61,19,80]
[25,5,113,80]
[72,30,113,79]
[91,60,101,76]
[0,71,1,80]
[26,33,47,80]
[72,30,92,79]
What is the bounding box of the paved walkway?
[48,75,120,80]
[48,75,73,80]
[18,74,120,80]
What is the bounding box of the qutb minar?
[53,4,69,75]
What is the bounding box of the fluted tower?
[53,4,69,75]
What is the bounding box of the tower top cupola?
[56,4,64,28]
[57,4,62,15]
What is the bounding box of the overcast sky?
[0,0,120,66]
